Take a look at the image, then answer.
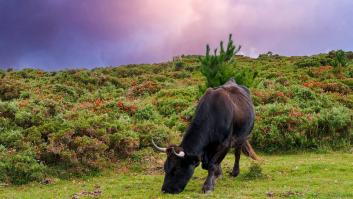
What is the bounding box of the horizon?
[1,0,353,70]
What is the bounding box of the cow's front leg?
[215,164,222,179]
[202,164,217,193]
[202,147,229,193]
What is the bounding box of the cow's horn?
[172,147,185,158]
[151,139,167,152]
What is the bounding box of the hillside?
[0,52,352,185]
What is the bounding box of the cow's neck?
[180,124,209,157]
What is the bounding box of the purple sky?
[1,0,353,70]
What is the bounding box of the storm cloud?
[0,0,353,70]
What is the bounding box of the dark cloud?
[0,0,353,70]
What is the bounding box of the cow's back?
[201,81,254,142]
[221,81,255,140]
[181,79,255,161]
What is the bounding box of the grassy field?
[1,152,352,199]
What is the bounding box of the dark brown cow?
[153,78,258,194]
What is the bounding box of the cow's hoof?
[215,174,222,180]
[202,185,213,194]
[230,170,239,177]
[202,189,213,194]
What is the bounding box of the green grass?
[1,152,352,199]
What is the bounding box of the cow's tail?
[241,140,259,161]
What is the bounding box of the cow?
[152,78,259,194]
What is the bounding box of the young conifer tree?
[199,34,241,88]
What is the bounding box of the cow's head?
[152,140,199,194]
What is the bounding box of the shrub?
[174,61,184,71]
[53,84,78,101]
[341,78,353,90]
[134,105,158,120]
[199,34,241,88]
[156,87,199,101]
[295,58,320,68]
[244,162,264,180]
[110,130,139,158]
[15,109,42,128]
[0,79,22,100]
[303,81,351,94]
[252,102,352,152]
[0,69,5,78]
[132,121,171,147]
[19,91,30,99]
[291,86,316,101]
[252,89,288,105]
[127,81,161,98]
[345,51,353,60]
[0,150,46,185]
[157,98,190,116]
[307,66,333,78]
[332,50,348,68]
[233,68,259,87]
[0,101,18,119]
[252,103,309,152]
[44,112,113,170]
[170,71,191,79]
[295,56,334,68]
[180,104,197,122]
[116,101,137,116]
[346,67,353,78]
[315,107,352,142]
[47,129,109,170]
[114,67,145,78]
[0,129,23,148]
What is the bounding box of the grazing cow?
[152,78,259,194]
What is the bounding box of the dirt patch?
[266,190,303,198]
[72,185,102,199]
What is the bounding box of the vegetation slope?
[0,51,352,185]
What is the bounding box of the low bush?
[0,101,18,119]
[303,81,351,94]
[53,84,78,102]
[44,112,113,170]
[0,79,23,100]
[110,130,139,158]
[0,69,5,78]
[252,89,289,105]
[156,98,190,116]
[305,106,353,148]
[132,121,171,147]
[244,162,265,180]
[233,67,259,87]
[134,105,158,121]
[295,56,334,68]
[174,61,184,71]
[127,80,161,98]
[0,150,46,185]
[252,103,352,152]
[0,129,23,148]
[340,78,353,90]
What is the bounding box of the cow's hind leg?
[231,145,241,177]
[202,147,228,193]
